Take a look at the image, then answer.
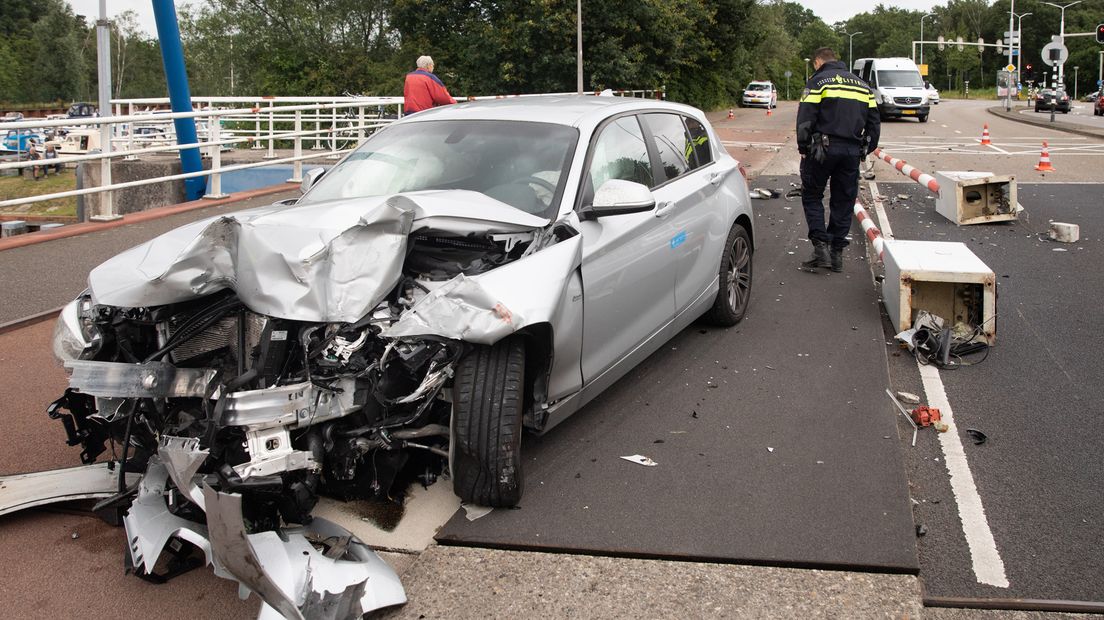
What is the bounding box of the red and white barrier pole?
[871,148,940,195]
[854,199,885,263]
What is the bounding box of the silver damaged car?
[45,97,755,617]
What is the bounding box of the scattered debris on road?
[620,455,658,467]
[462,504,494,521]
[965,429,988,445]
[896,391,921,405]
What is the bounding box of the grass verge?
[0,168,77,218]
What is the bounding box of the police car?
[741,81,777,108]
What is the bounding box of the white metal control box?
[934,171,1019,225]
[882,240,996,344]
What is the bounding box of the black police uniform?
[796,60,880,254]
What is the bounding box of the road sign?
[783,70,792,78]
[1005,64,1016,72]
[1041,41,1069,67]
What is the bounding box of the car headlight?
[52,294,101,364]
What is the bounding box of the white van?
[852,57,930,122]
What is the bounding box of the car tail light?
[738,162,747,181]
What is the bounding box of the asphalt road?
[867,98,1104,604]
[1,97,1101,616]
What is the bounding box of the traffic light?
[1097,23,1104,44]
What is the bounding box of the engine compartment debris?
[38,191,585,618]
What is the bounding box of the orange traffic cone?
[727,109,734,120]
[766,107,773,117]
[980,123,991,145]
[1034,141,1055,171]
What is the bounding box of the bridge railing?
[0,89,663,219]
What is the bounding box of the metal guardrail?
[0,97,403,216]
[0,89,665,219]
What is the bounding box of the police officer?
[796,47,880,272]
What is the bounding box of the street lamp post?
[1013,12,1031,79]
[845,31,863,69]
[1073,65,1079,99]
[576,0,583,94]
[804,58,810,81]
[1041,1,1083,84]
[920,14,935,66]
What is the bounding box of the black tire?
[703,223,753,326]
[918,114,929,123]
[451,337,525,507]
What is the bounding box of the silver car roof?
[396,96,706,128]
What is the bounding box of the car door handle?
[708,170,728,186]
[654,201,675,218]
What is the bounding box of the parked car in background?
[1034,89,1070,113]
[1080,90,1098,102]
[1,112,25,123]
[924,81,940,104]
[741,81,777,108]
[42,96,755,618]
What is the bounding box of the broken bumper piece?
[125,459,406,619]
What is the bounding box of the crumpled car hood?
[88,190,548,323]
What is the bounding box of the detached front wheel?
[451,337,526,507]
[704,223,753,326]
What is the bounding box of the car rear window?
[643,113,692,183]
[684,117,712,169]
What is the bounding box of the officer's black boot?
[801,239,831,269]
[830,247,844,272]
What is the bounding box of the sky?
[67,1,943,36]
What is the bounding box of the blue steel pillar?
[152,0,205,199]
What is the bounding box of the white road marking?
[918,362,1010,588]
[940,124,948,128]
[868,178,1010,589]
[867,182,893,239]
[877,139,1104,156]
[954,130,962,134]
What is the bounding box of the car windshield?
[877,70,924,88]
[746,84,770,91]
[301,119,578,218]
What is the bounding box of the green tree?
[30,0,87,102]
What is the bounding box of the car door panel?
[641,113,731,312]
[579,214,674,384]
[578,114,676,384]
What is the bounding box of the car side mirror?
[586,179,656,218]
[300,167,326,194]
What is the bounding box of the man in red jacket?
[403,56,456,114]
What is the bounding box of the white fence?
[0,89,665,219]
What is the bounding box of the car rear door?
[578,114,676,383]
[641,112,732,312]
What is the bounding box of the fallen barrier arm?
[871,148,941,195]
